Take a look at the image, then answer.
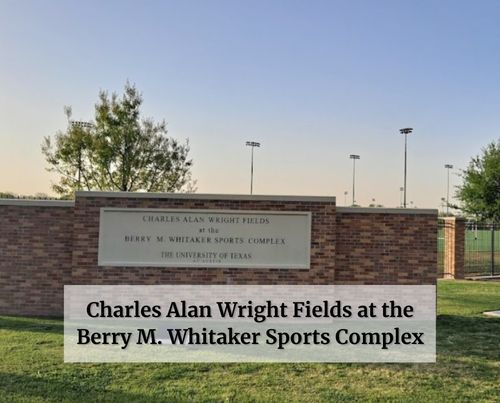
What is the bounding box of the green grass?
[1,281,499,402]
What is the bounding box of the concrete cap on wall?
[75,191,336,203]
[0,199,74,207]
[337,206,438,215]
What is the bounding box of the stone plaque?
[98,208,311,268]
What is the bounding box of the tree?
[42,83,195,198]
[455,140,500,222]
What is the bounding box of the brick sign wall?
[0,201,74,316]
[335,209,437,284]
[0,192,437,316]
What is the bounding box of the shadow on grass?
[2,313,499,363]
[437,314,500,361]
[0,316,62,335]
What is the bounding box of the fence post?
[491,224,495,276]
[443,217,465,279]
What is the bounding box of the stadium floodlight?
[445,164,454,215]
[69,121,94,190]
[399,128,414,208]
[70,121,94,129]
[245,141,261,194]
[349,154,360,206]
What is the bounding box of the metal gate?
[465,222,500,277]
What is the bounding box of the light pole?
[245,141,260,194]
[344,191,348,206]
[445,164,453,215]
[399,128,413,208]
[349,154,360,206]
[70,121,93,190]
[399,187,404,208]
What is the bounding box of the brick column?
[443,217,465,279]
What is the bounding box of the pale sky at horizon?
[1,0,500,209]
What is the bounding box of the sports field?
[0,280,499,402]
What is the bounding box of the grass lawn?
[1,281,499,402]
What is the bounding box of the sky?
[1,0,500,208]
